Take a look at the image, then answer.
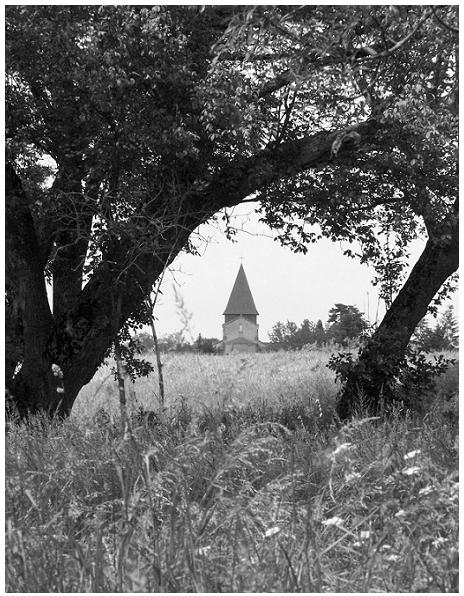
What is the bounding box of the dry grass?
[73,349,339,419]
[6,350,458,592]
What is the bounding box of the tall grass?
[73,349,339,419]
[6,350,458,592]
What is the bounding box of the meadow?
[6,349,459,592]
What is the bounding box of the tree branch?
[258,10,433,98]
[204,118,384,209]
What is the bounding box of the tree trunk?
[336,219,459,420]
[6,169,199,418]
[149,312,165,408]
[6,164,59,418]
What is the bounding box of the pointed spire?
[223,264,258,315]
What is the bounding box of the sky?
[150,202,458,342]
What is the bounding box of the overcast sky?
[151,202,458,341]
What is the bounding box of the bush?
[328,347,455,413]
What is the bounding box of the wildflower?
[402,466,421,476]
[385,554,400,562]
[432,537,446,547]
[403,449,421,460]
[332,442,352,457]
[418,485,433,496]
[264,526,281,538]
[345,472,361,482]
[395,509,406,518]
[198,546,211,556]
[51,363,63,378]
[322,516,344,527]
[450,481,459,497]
[360,530,370,541]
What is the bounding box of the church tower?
[222,264,260,354]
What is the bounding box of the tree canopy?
[413,306,459,352]
[326,304,368,346]
[6,6,458,417]
[268,318,331,350]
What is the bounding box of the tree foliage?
[195,334,220,354]
[268,318,326,350]
[329,345,453,415]
[413,306,459,352]
[6,6,458,417]
[326,304,369,346]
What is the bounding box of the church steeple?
[223,264,258,316]
[222,264,260,354]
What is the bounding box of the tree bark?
[336,215,459,420]
[148,308,165,407]
[6,165,58,416]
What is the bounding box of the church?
[222,264,262,354]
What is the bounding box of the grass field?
[74,349,338,420]
[6,349,459,592]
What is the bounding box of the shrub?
[328,347,455,413]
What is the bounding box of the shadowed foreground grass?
[6,352,458,592]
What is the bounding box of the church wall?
[223,316,259,353]
[224,342,257,354]
[224,313,257,325]
[223,316,258,342]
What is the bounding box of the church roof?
[223,264,259,315]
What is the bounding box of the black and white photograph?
[5,4,458,592]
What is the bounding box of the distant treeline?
[267,304,458,352]
[133,304,458,355]
[268,304,368,350]
[135,331,221,354]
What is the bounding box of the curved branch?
[204,118,384,209]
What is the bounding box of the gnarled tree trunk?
[336,213,459,420]
[6,165,212,418]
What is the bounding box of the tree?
[157,332,191,354]
[314,320,326,347]
[134,332,155,355]
[413,306,458,352]
[268,322,287,348]
[268,318,321,350]
[6,6,458,417]
[297,319,316,347]
[268,320,299,350]
[195,334,219,354]
[326,304,368,346]
[438,306,459,350]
